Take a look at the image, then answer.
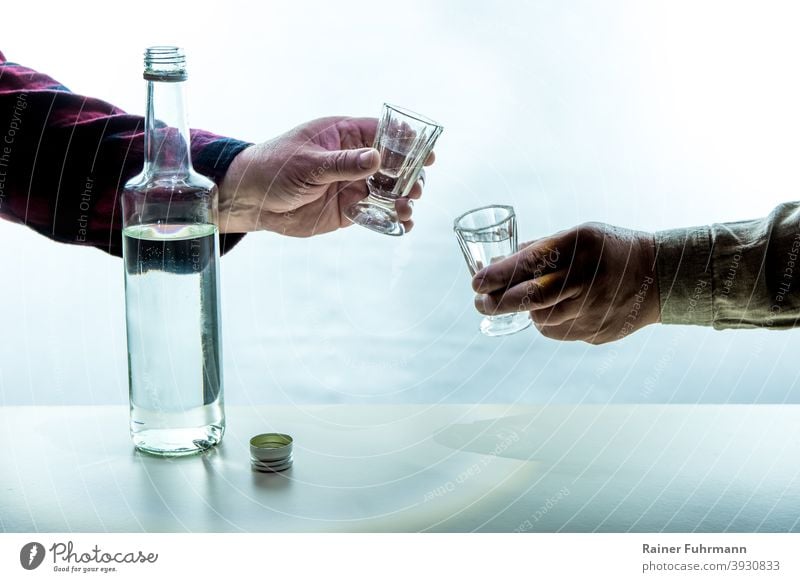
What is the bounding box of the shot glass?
[454,205,533,337]
[344,103,443,236]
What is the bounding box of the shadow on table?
[432,407,626,476]
[433,411,550,462]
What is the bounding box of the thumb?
[317,147,381,182]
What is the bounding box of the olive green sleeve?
[655,202,800,329]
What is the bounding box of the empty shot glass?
[344,103,443,236]
[454,205,533,337]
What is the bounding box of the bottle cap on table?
[250,433,293,472]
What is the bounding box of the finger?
[472,237,566,294]
[395,198,413,222]
[533,321,582,342]
[529,298,583,327]
[337,189,368,211]
[332,177,368,198]
[402,219,415,234]
[407,179,423,200]
[534,320,611,344]
[336,117,379,149]
[318,147,380,182]
[424,151,435,166]
[475,272,578,316]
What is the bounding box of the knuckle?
[333,151,350,175]
[519,247,545,276]
[577,221,605,247]
[519,243,562,277]
[517,279,543,311]
[472,273,490,293]
[523,279,544,304]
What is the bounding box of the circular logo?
[19,542,45,570]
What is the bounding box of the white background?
[2,0,800,405]
[1,533,798,581]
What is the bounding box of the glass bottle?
[121,46,225,456]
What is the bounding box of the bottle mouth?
[143,46,187,81]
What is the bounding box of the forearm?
[0,52,250,256]
[655,202,800,329]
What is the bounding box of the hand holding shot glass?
[345,103,443,236]
[454,205,532,337]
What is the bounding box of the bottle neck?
[144,78,193,177]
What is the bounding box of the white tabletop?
[1,404,798,532]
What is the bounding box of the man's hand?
[472,222,660,344]
[218,116,433,237]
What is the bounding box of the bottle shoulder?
[124,170,217,194]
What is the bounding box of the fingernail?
[359,149,378,169]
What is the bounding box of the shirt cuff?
[655,226,714,326]
[709,211,791,329]
[191,134,252,185]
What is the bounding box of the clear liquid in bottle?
[123,222,224,456]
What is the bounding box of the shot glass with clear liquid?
[344,103,443,236]
[454,205,533,337]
